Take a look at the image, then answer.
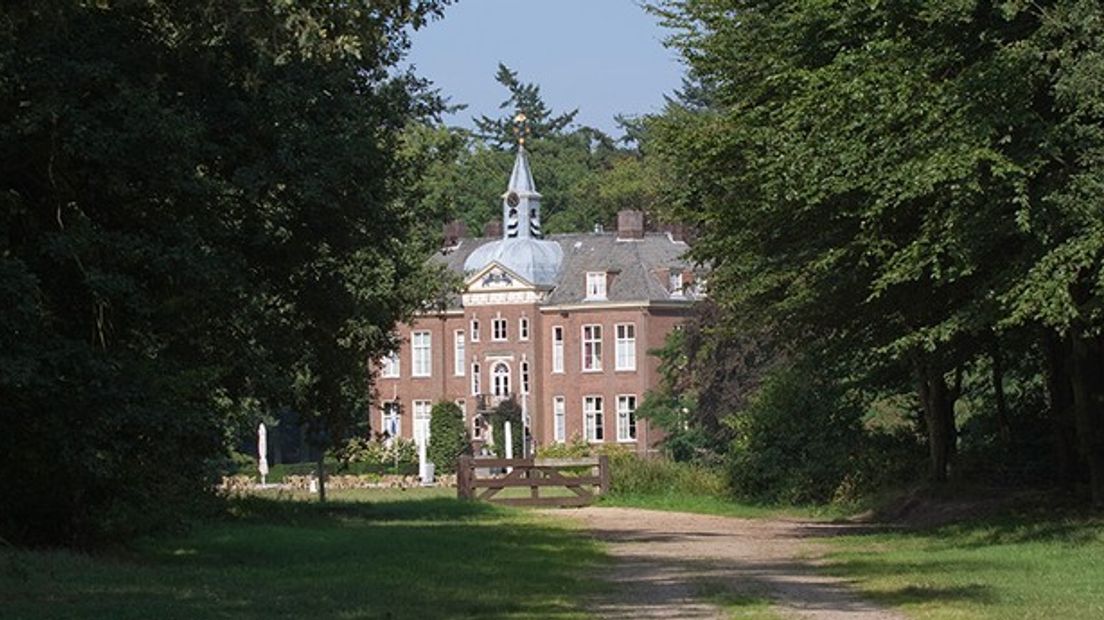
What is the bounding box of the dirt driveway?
[558,507,904,620]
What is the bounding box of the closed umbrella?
[258,423,269,486]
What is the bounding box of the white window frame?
[617,395,637,442]
[554,396,566,443]
[582,324,602,372]
[381,401,400,442]
[492,361,511,397]
[411,331,431,378]
[552,326,564,373]
[519,317,530,341]
[413,400,432,448]
[584,395,604,442]
[380,350,400,378]
[470,318,480,342]
[586,271,607,300]
[669,270,684,297]
[521,360,530,394]
[492,317,508,342]
[615,323,636,371]
[471,362,481,396]
[453,330,465,376]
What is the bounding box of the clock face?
[506,192,520,207]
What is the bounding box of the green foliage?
[332,436,418,468]
[410,65,664,235]
[727,363,868,505]
[265,460,417,481]
[636,301,776,465]
[608,454,728,498]
[427,401,469,474]
[473,63,579,147]
[536,437,594,459]
[0,1,448,544]
[646,0,1104,496]
[535,441,728,499]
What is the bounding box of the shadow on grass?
[3,494,603,620]
[864,584,996,606]
[224,494,502,526]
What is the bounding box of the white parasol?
[258,423,269,486]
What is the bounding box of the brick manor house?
[372,145,702,455]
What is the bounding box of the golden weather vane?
[513,111,530,147]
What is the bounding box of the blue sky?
[406,0,685,137]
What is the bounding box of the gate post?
[598,455,610,495]
[457,455,472,500]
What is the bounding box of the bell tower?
[502,112,543,239]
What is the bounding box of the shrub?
[330,436,418,469]
[608,453,727,497]
[727,363,865,504]
[427,401,469,474]
[535,436,592,458]
[489,398,525,458]
[535,441,727,498]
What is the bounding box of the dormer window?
[669,270,685,297]
[586,271,607,300]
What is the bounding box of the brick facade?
[371,148,700,456]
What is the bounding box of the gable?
[462,262,545,306]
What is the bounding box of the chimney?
[482,220,502,238]
[442,220,468,246]
[617,210,645,240]
[663,223,689,243]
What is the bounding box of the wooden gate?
[456,456,609,507]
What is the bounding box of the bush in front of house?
[489,398,525,458]
[535,440,727,498]
[427,401,469,474]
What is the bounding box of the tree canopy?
[0,0,450,544]
[644,0,1104,501]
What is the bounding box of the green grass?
[601,491,790,518]
[599,491,851,520]
[696,581,782,619]
[820,511,1104,619]
[1,488,605,619]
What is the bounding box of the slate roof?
[433,231,701,308]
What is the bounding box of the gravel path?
[557,507,905,620]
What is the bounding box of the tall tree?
[0,0,449,544]
[647,0,1104,492]
[474,63,579,147]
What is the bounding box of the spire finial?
[513,111,530,147]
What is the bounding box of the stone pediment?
[462,262,545,306]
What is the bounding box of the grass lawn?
[0,488,605,619]
[820,510,1104,619]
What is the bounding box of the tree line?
[635,0,1104,506]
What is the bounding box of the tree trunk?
[316,452,327,503]
[990,341,1011,444]
[1069,334,1104,507]
[1044,331,1079,486]
[916,361,958,483]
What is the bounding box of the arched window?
[492,362,511,397]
